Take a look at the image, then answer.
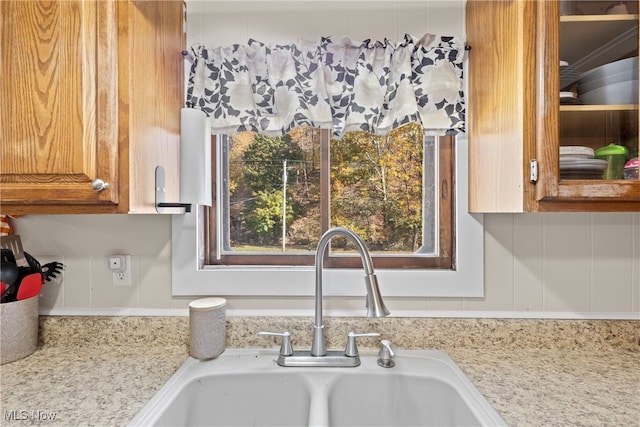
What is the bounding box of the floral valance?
[186,33,466,137]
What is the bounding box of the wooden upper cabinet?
[1,1,119,209]
[0,0,184,214]
[466,0,640,212]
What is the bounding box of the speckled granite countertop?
[1,317,638,427]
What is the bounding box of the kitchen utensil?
[0,250,21,303]
[559,91,582,104]
[40,262,64,282]
[0,281,18,303]
[1,248,14,263]
[559,146,594,159]
[0,235,28,268]
[23,251,43,283]
[560,62,581,89]
[16,273,42,301]
[559,158,608,170]
[579,57,638,83]
[580,80,639,105]
[1,250,48,303]
[559,158,608,180]
[0,260,19,289]
[578,67,638,94]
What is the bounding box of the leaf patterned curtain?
[186,33,465,137]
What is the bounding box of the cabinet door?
[466,0,538,213]
[535,0,640,210]
[0,1,119,212]
[466,0,640,212]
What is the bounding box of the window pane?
[222,128,321,254]
[329,123,436,256]
[219,124,436,258]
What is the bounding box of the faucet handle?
[344,332,380,357]
[377,339,395,368]
[258,331,294,356]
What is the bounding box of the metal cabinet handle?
[91,179,110,192]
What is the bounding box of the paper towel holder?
[155,166,191,214]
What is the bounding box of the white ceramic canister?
[189,297,226,360]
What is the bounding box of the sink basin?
[129,353,312,427]
[128,348,506,427]
[150,372,311,426]
[328,354,492,427]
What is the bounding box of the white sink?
[146,372,311,426]
[129,348,506,427]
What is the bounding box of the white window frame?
[171,135,484,298]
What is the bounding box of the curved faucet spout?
[311,227,390,357]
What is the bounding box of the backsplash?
[14,212,640,317]
[38,316,639,352]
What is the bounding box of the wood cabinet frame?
[466,0,640,212]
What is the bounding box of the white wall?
[15,212,640,317]
[185,1,466,46]
[13,1,640,318]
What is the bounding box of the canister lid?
[189,297,226,311]
[594,143,628,157]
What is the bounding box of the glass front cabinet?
[467,0,639,212]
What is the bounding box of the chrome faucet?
[260,227,390,367]
[311,227,389,356]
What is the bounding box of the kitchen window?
[171,132,482,298]
[206,123,454,270]
[172,30,484,298]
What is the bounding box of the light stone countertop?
[0,317,638,427]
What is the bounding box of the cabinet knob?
[91,179,110,192]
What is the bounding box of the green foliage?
[242,134,304,192]
[330,123,423,251]
[230,123,425,252]
[239,134,304,244]
[244,190,295,244]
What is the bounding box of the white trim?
[171,136,486,298]
[39,308,640,320]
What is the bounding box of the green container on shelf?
[594,143,628,180]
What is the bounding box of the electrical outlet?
[109,255,132,286]
[113,269,131,287]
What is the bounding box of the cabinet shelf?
[560,13,638,23]
[560,104,638,112]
